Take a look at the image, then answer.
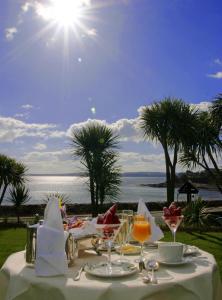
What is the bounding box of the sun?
[37,0,87,30]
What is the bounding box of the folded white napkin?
[137,199,164,243]
[69,221,97,239]
[35,197,68,276]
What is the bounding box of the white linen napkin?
[69,220,98,239]
[35,197,68,276]
[137,199,164,243]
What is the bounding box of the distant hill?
[27,172,166,177]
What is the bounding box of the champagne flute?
[132,214,151,262]
[122,210,134,245]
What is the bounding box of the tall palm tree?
[8,184,30,223]
[70,123,121,216]
[180,111,222,193]
[211,94,222,131]
[140,97,197,204]
[0,154,28,206]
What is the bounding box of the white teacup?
[158,242,183,262]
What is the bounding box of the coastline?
[140,182,219,191]
[1,200,222,217]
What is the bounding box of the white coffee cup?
[158,242,183,262]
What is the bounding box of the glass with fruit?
[131,214,151,262]
[96,204,121,274]
[162,202,184,242]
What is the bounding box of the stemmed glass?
[115,210,133,264]
[131,214,151,262]
[122,210,134,245]
[162,215,184,242]
[96,223,120,274]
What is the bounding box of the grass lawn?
[0,228,222,279]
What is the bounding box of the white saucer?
[158,256,194,266]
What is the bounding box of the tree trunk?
[0,184,8,206]
[89,177,97,217]
[164,149,172,204]
[17,212,20,224]
[202,157,222,194]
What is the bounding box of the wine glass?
[131,214,151,262]
[162,215,184,242]
[96,223,120,274]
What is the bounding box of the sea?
[3,175,222,205]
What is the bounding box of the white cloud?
[14,112,29,119]
[207,72,222,79]
[33,143,47,151]
[21,104,34,109]
[214,58,222,66]
[119,151,166,172]
[5,27,18,41]
[67,118,142,143]
[87,28,97,36]
[0,116,64,143]
[21,1,33,13]
[190,101,212,112]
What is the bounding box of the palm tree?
[98,152,121,205]
[180,111,222,193]
[0,155,28,206]
[140,97,197,204]
[70,123,121,216]
[211,94,222,131]
[8,184,30,223]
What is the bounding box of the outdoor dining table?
[0,248,221,300]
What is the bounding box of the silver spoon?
[146,260,159,284]
[74,263,87,281]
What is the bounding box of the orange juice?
[132,221,151,243]
[134,214,145,221]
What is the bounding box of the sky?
[0,0,222,174]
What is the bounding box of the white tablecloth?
[0,248,221,300]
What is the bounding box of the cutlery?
[139,260,145,272]
[146,260,159,284]
[74,263,87,281]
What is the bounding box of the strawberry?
[174,207,182,216]
[169,202,177,215]
[163,207,171,217]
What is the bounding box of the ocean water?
[3,176,222,205]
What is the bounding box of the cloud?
[190,101,212,112]
[33,143,47,150]
[207,72,222,79]
[21,1,33,13]
[14,112,29,119]
[21,148,78,174]
[87,28,97,36]
[67,118,142,143]
[5,27,18,41]
[0,116,65,143]
[23,149,71,162]
[21,104,34,109]
[119,151,166,172]
[214,58,222,66]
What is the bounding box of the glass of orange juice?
[132,214,151,262]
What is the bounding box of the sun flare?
[37,0,87,29]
